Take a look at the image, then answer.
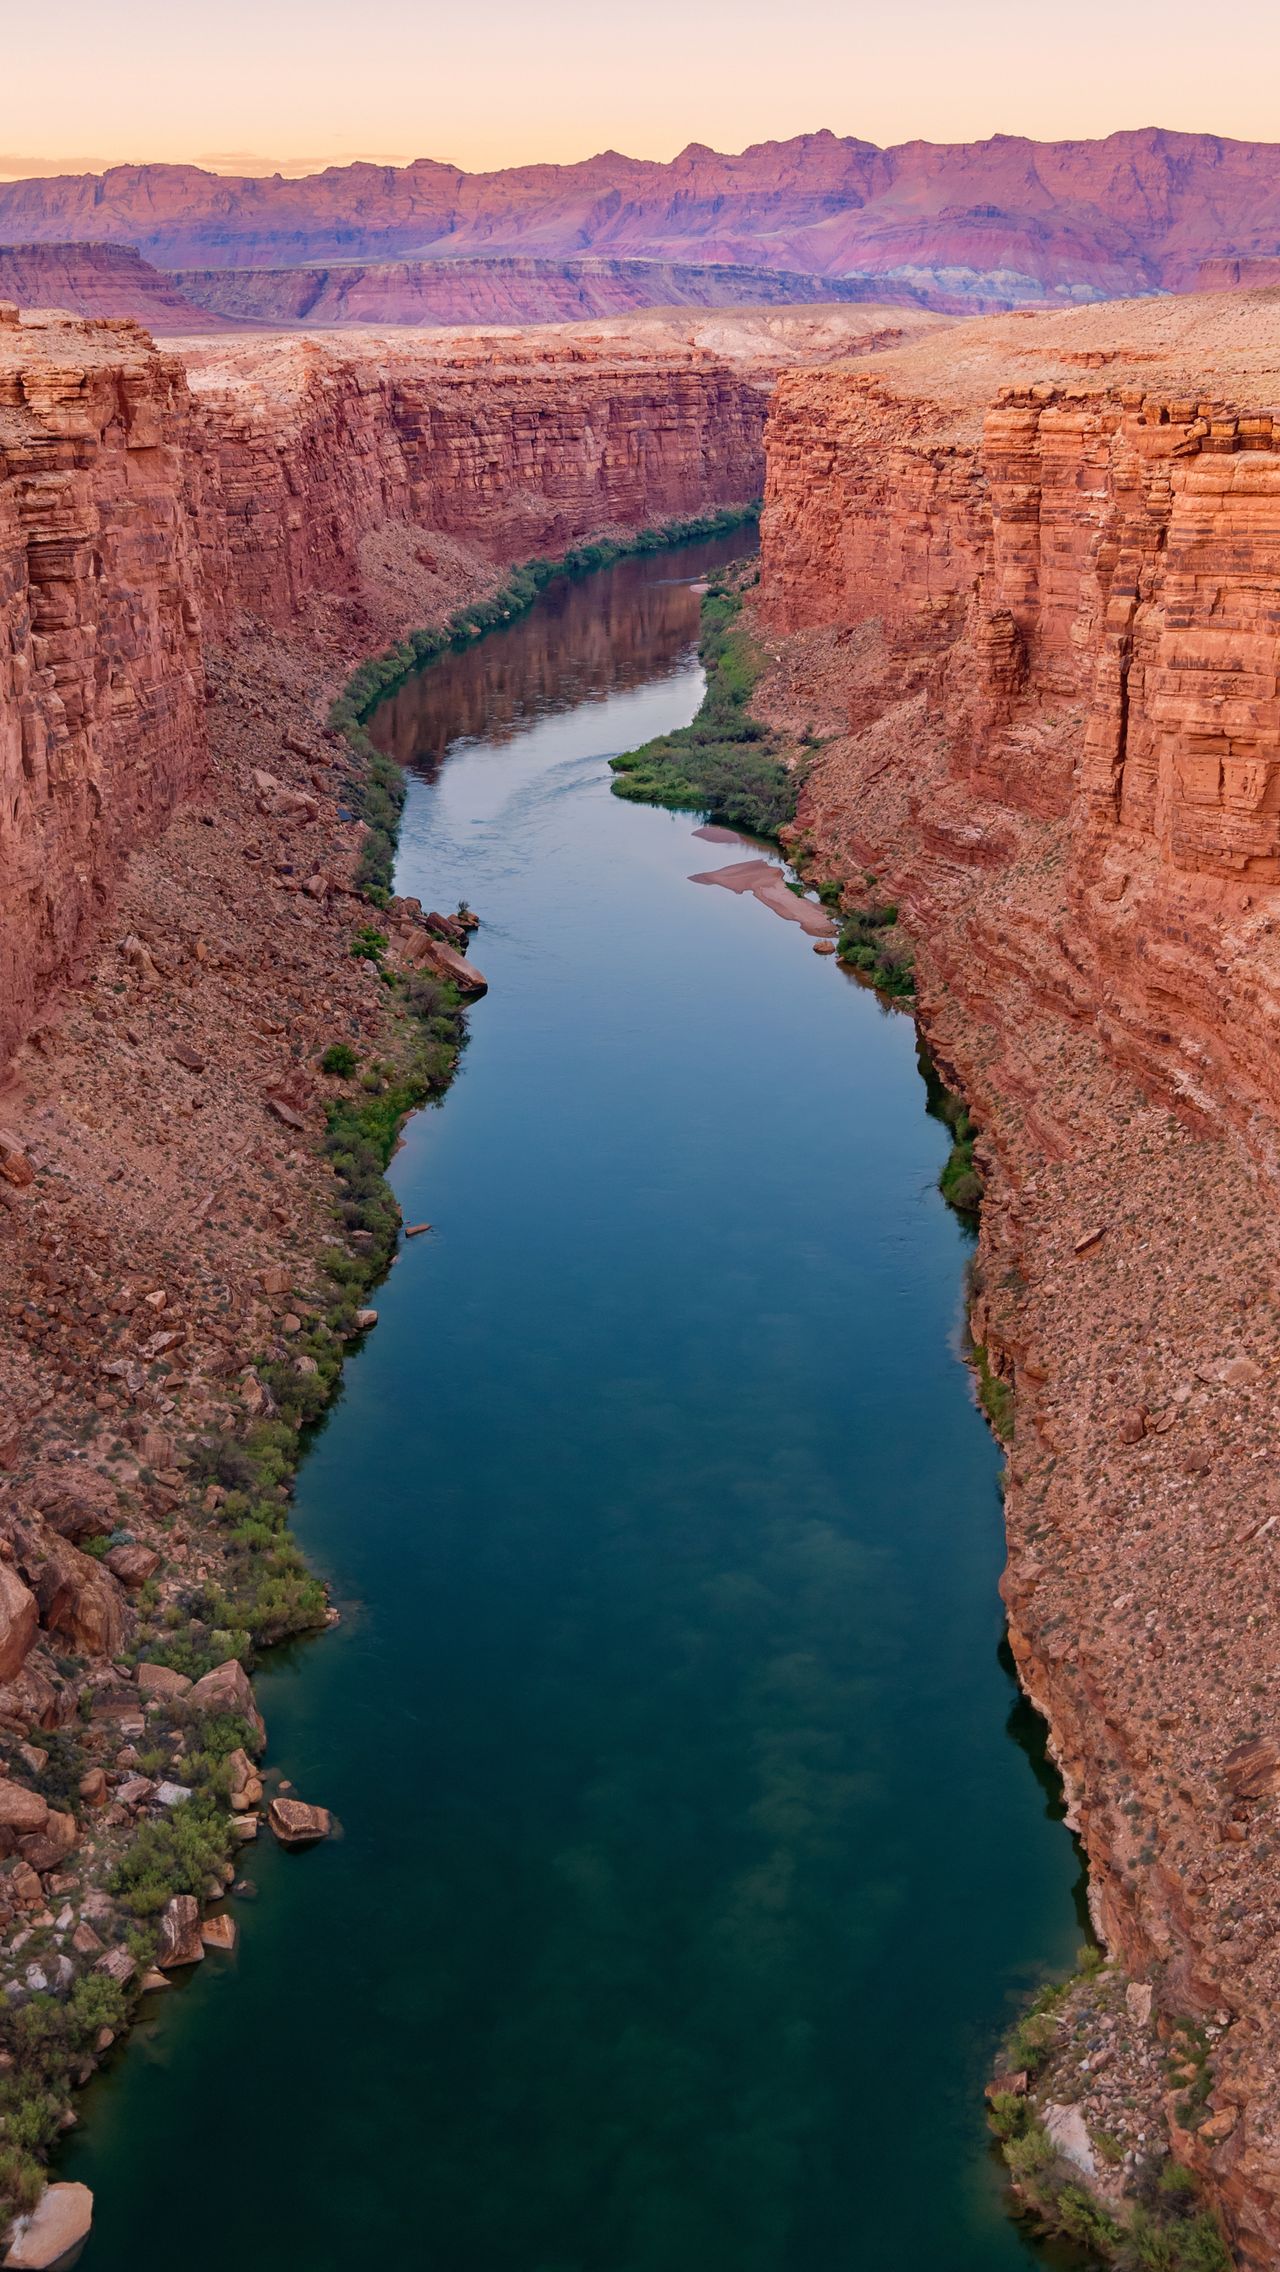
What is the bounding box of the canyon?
[6,127,1280,314]
[0,293,937,2248]
[4,264,1280,2266]
[5,302,916,1070]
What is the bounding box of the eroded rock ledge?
[756,289,1280,2268]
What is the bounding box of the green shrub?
[609,582,801,839]
[974,1343,1015,1444]
[109,1795,233,1917]
[836,903,916,999]
[321,1042,357,1077]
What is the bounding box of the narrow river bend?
[66,535,1083,2270]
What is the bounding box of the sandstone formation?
[2,2182,92,2270]
[4,130,1280,309]
[756,288,1280,2266]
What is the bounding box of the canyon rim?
[3,99,1280,2272]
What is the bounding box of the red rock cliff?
[758,292,1280,2268]
[0,308,206,1069]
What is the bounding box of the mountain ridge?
[3,127,1280,307]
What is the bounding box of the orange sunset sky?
[5,0,1280,178]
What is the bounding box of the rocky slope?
[756,289,1280,2267]
[0,244,233,332]
[5,128,1280,309]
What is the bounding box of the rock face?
[0,1568,38,1682]
[0,245,229,332]
[2,2182,93,2270]
[0,312,207,1074]
[755,288,1280,2268]
[5,129,1280,307]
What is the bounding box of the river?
[65,533,1084,2269]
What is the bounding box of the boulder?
[155,1895,204,1969]
[226,1749,263,1811]
[3,2182,93,2269]
[136,1663,191,1701]
[0,1139,34,1191]
[0,1567,38,1683]
[94,1948,135,1989]
[1044,2102,1097,2179]
[77,1769,107,1809]
[18,1811,77,1871]
[188,1659,265,1750]
[18,1531,125,1659]
[103,1545,159,1591]
[267,1797,331,1848]
[201,1913,237,1953]
[0,1784,48,1836]
[9,1863,42,1910]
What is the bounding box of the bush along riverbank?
[609,568,803,837]
[331,507,761,900]
[989,1952,1232,2270]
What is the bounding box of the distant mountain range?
[2,128,1279,321]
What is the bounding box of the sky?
[5,0,1280,178]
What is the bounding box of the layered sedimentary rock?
[757,289,1280,2266]
[0,244,232,332]
[0,306,207,1069]
[165,255,902,330]
[183,327,768,630]
[6,128,1280,309]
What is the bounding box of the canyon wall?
[0,309,207,1070]
[757,293,1280,2266]
[0,245,231,332]
[0,312,769,1071]
[763,314,1280,1147]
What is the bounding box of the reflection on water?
[64,535,1081,2272]
[368,532,749,772]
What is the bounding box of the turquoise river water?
[64,534,1085,2269]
